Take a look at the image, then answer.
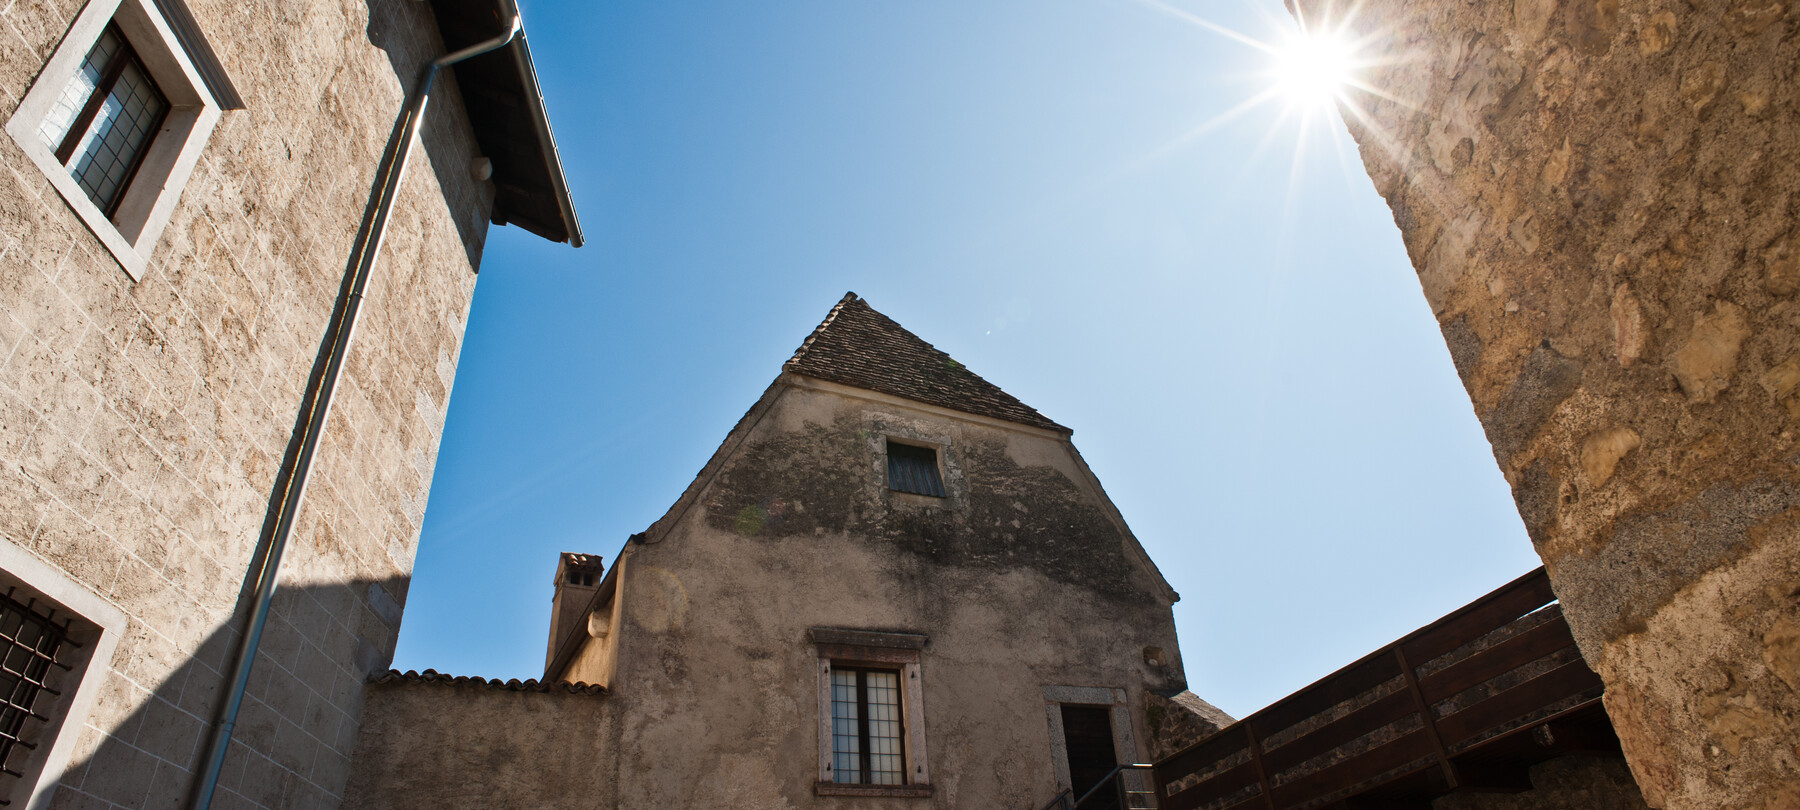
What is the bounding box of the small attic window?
[887,442,946,498]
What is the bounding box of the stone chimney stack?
[547,552,604,670]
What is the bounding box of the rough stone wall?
[592,378,1187,809]
[1290,0,1800,805]
[1144,691,1235,761]
[342,677,615,810]
[1432,757,1650,810]
[0,0,493,807]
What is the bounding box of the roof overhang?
[429,0,583,247]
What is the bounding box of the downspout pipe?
[185,8,522,810]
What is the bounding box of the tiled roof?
[785,293,1068,433]
[371,669,607,696]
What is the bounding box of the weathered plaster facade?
[1290,0,1800,805]
[0,0,575,806]
[351,294,1225,808]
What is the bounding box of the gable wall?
[603,378,1186,809]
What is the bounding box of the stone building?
[344,293,1232,809]
[0,0,577,806]
[1286,0,1800,807]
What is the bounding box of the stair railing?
[1040,763,1158,810]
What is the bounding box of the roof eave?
[502,30,583,248]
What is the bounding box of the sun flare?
[1272,27,1357,109]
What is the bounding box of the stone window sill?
[814,782,933,798]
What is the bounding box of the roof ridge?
[786,291,860,367]
[780,293,1068,433]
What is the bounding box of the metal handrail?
[1039,763,1156,810]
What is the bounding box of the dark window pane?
[887,443,945,497]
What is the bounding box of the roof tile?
[784,293,1067,433]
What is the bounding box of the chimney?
[547,552,604,670]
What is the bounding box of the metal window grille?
[887,443,945,497]
[0,589,74,805]
[39,24,170,216]
[829,667,906,785]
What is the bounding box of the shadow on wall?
[363,0,492,272]
[48,577,412,810]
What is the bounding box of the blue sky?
[390,0,1540,718]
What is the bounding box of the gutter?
[185,5,524,808]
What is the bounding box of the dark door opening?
[1061,704,1118,807]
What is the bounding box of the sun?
[1271,26,1358,109]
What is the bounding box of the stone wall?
[0,0,493,806]
[342,673,615,810]
[1290,0,1800,805]
[1432,757,1649,810]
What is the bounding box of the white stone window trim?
[0,538,127,810]
[810,628,932,798]
[1042,685,1148,797]
[5,0,226,280]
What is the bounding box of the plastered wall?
[0,0,494,805]
[1291,0,1800,805]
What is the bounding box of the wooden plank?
[1436,659,1605,747]
[1156,729,1252,787]
[1259,690,1414,775]
[1401,572,1556,665]
[1418,615,1576,704]
[1268,729,1437,806]
[1160,761,1261,810]
[1249,655,1403,742]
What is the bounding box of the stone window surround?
[1042,685,1146,797]
[876,431,959,510]
[811,627,932,799]
[5,0,227,280]
[0,539,127,810]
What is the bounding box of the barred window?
[0,590,73,804]
[886,442,945,498]
[38,24,169,216]
[830,667,905,785]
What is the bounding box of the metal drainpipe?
[185,7,522,809]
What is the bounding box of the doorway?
[1061,703,1118,806]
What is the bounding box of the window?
[38,24,170,216]
[0,541,125,809]
[5,0,240,279]
[812,628,931,798]
[830,667,905,785]
[886,441,945,497]
[0,590,73,802]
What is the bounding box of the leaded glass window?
[830,667,905,785]
[38,24,169,216]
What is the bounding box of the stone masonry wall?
[1289,0,1800,805]
[0,0,494,807]
[342,675,616,810]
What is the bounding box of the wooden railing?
[1154,568,1608,810]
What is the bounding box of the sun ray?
[1128,0,1282,55]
